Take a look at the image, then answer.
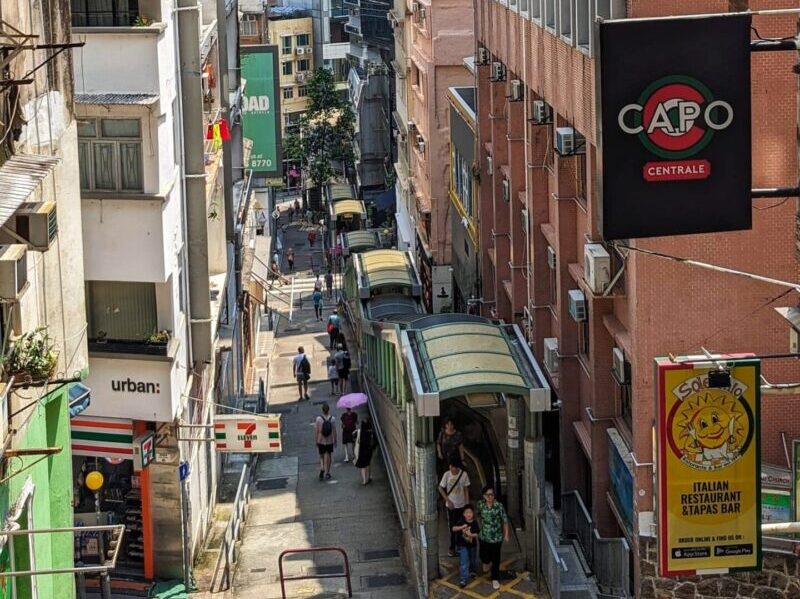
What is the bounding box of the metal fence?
[593,530,630,596]
[562,490,594,567]
[210,462,252,592]
[540,518,565,599]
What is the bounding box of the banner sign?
[597,14,752,239]
[241,45,282,178]
[214,414,282,453]
[71,416,134,461]
[656,357,761,576]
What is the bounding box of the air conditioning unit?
[8,202,58,251]
[412,1,420,15]
[296,72,306,83]
[0,244,28,301]
[543,337,559,375]
[304,47,312,54]
[532,99,551,124]
[491,61,506,81]
[546,245,556,270]
[555,126,586,156]
[584,243,611,294]
[509,79,523,101]
[568,289,587,322]
[407,120,417,132]
[612,347,630,384]
[486,155,493,175]
[502,179,510,202]
[416,134,425,153]
[476,47,489,65]
[296,47,305,55]
[521,208,528,235]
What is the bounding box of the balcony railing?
[89,338,169,357]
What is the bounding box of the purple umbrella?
[336,392,368,409]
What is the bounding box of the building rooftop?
[75,92,159,105]
[268,6,308,19]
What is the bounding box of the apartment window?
[78,118,143,192]
[283,87,294,99]
[596,0,625,19]
[240,14,259,37]
[86,281,157,341]
[282,61,293,76]
[576,0,590,50]
[614,353,633,431]
[297,59,310,72]
[559,0,572,40]
[520,0,529,14]
[71,0,139,27]
[298,86,309,97]
[531,0,541,20]
[544,0,555,29]
[296,33,310,46]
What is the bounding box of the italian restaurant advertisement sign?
[655,356,761,576]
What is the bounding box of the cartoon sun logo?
[671,391,751,471]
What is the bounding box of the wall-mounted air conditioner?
[0,244,28,301]
[509,79,523,101]
[532,99,551,124]
[555,126,586,156]
[296,47,305,55]
[546,245,556,270]
[296,72,306,83]
[568,289,587,322]
[8,201,58,251]
[491,61,506,81]
[543,337,559,375]
[476,47,489,65]
[502,179,510,202]
[408,120,417,132]
[612,347,630,385]
[416,135,425,153]
[584,243,611,294]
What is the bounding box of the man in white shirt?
[438,459,470,556]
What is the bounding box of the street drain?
[256,477,289,490]
[362,574,406,588]
[361,549,400,561]
[307,565,344,576]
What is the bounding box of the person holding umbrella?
[336,393,368,465]
[354,415,377,486]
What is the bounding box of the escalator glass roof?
[355,249,421,297]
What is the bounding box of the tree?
[283,68,355,187]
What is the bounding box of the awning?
[0,154,60,227]
[71,416,134,460]
[75,92,159,105]
[328,181,355,202]
[340,230,379,256]
[68,383,91,418]
[364,294,423,321]
[401,314,551,416]
[331,199,366,217]
[355,249,421,299]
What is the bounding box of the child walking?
[328,360,339,394]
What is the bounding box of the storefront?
[71,416,156,580]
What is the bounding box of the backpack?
[300,356,311,375]
[321,416,333,437]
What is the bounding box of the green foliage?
[284,68,356,187]
[145,330,171,344]
[4,327,57,380]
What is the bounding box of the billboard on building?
[241,45,282,178]
[215,414,282,452]
[597,14,752,239]
[656,357,761,577]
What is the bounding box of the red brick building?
[474,0,800,594]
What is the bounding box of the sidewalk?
[229,206,415,599]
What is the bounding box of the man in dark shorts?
[315,403,337,480]
[293,346,311,401]
[333,345,350,394]
[340,407,358,463]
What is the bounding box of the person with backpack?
[292,346,311,401]
[438,459,471,557]
[315,402,337,480]
[312,288,323,321]
[354,415,377,485]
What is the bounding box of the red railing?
[278,546,352,598]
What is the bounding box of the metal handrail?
[210,462,252,592]
[278,546,352,598]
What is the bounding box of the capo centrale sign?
[214,414,282,453]
[655,357,761,577]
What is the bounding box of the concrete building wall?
[268,16,314,136]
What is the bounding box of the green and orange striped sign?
[71,416,134,460]
[214,415,281,453]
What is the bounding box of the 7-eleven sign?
[214,415,282,453]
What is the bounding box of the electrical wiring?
[753,196,790,210]
[750,26,797,42]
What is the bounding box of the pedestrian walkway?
[429,558,543,598]
[228,205,415,599]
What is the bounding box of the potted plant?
[4,327,58,383]
[145,330,170,345]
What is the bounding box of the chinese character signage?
[241,45,282,177]
[597,14,752,239]
[656,357,761,576]
[214,414,282,453]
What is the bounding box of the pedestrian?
[315,402,337,480]
[292,346,311,401]
[325,269,334,298]
[340,407,358,463]
[294,198,301,220]
[452,504,480,588]
[437,418,466,466]
[354,415,377,485]
[327,311,341,350]
[312,288,323,321]
[308,228,317,247]
[476,485,510,590]
[328,359,339,394]
[333,345,350,395]
[272,251,280,268]
[287,247,295,272]
[288,203,295,222]
[314,274,323,292]
[438,459,471,557]
[305,208,313,224]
